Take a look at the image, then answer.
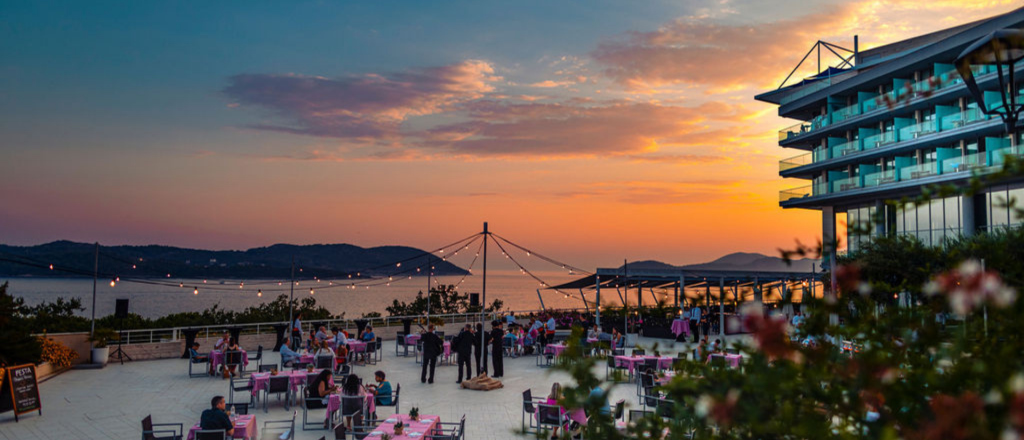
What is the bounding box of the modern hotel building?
[756,7,1024,255]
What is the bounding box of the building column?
[823,205,840,325]
[962,195,976,237]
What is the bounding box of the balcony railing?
[813,148,830,162]
[899,162,938,181]
[780,122,813,141]
[780,184,813,202]
[898,120,937,140]
[830,139,861,157]
[942,152,987,173]
[780,152,814,171]
[831,176,861,193]
[864,169,898,187]
[863,131,896,149]
[832,103,861,123]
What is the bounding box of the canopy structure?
[547,266,822,336]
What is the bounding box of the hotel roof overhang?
[756,7,1024,120]
[548,267,818,291]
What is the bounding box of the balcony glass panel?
[830,139,861,157]
[863,170,897,187]
[941,152,987,173]
[780,184,812,202]
[779,152,813,171]
[779,122,812,141]
[831,176,861,193]
[898,120,937,140]
[899,162,939,181]
[863,131,896,149]
[831,103,861,123]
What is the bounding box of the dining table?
[209,349,249,372]
[544,343,567,357]
[249,369,332,397]
[186,414,256,440]
[612,355,674,373]
[707,353,743,368]
[371,414,440,439]
[671,319,691,337]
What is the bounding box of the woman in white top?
[314,340,335,359]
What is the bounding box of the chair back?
[267,375,290,393]
[711,355,727,369]
[536,403,564,426]
[376,337,382,350]
[640,372,654,388]
[231,377,251,392]
[613,400,625,420]
[643,358,659,371]
[253,345,264,360]
[333,423,347,440]
[397,332,406,346]
[365,341,377,352]
[628,409,653,422]
[227,402,249,415]
[292,361,310,370]
[305,395,327,410]
[259,364,278,372]
[632,349,645,356]
[726,347,740,355]
[522,389,535,414]
[226,350,242,365]
[141,415,155,440]
[315,356,334,369]
[656,398,674,418]
[194,429,227,440]
[341,395,365,416]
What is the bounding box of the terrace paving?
[0,335,750,440]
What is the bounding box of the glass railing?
[864,170,898,187]
[813,148,830,162]
[942,107,988,129]
[942,152,987,173]
[831,139,861,157]
[899,162,938,181]
[898,120,937,140]
[779,152,814,171]
[780,184,813,202]
[779,122,813,141]
[831,176,861,193]
[832,103,861,123]
[863,131,896,149]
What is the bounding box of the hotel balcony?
[778,144,1024,208]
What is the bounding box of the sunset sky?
[1,0,1020,269]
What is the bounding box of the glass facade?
[849,196,963,251]
[984,185,1024,231]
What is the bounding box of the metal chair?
[259,364,279,373]
[349,415,381,440]
[613,399,625,421]
[632,349,646,356]
[292,361,311,371]
[188,351,211,378]
[606,354,628,382]
[535,348,554,368]
[225,402,250,415]
[251,345,265,369]
[264,375,291,413]
[396,332,409,357]
[628,409,654,423]
[262,410,296,440]
[428,414,465,440]
[332,423,346,440]
[374,383,400,414]
[229,377,254,407]
[141,414,183,440]
[193,429,226,440]
[302,391,330,431]
[521,389,543,433]
[536,403,567,436]
[375,337,383,362]
[363,341,378,365]
[225,350,246,378]
[643,358,660,372]
[415,340,425,364]
[340,395,366,429]
[315,355,334,370]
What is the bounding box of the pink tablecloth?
[375,414,440,440]
[613,356,674,373]
[210,349,249,371]
[707,353,742,368]
[249,370,331,396]
[544,343,567,357]
[347,341,368,353]
[405,334,421,345]
[671,319,691,337]
[187,414,256,440]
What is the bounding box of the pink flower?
[924,260,1017,315]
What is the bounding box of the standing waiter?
[420,324,443,384]
[690,305,702,343]
[486,321,505,378]
[454,324,474,384]
[473,322,486,375]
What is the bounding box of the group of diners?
[525,381,619,440]
[188,332,245,378]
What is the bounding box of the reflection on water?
[3,271,588,319]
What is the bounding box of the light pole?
[955,29,1024,133]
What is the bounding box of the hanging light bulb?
[132,264,136,269]
[239,282,244,289]
[116,276,120,282]
[166,273,171,278]
[194,287,199,295]
[203,279,207,283]
[348,274,352,279]
[49,264,54,270]
[396,262,401,268]
[258,289,263,297]
[527,252,531,256]
[110,279,116,287]
[309,288,314,295]
[416,268,421,273]
[180,282,184,288]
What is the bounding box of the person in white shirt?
[213,332,230,350]
[332,327,348,347]
[689,306,702,343]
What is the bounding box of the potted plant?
[393,421,404,436]
[87,328,118,366]
[408,407,419,422]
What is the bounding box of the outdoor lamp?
[955,29,1024,133]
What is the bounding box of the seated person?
[223,338,242,378]
[588,326,601,340]
[213,332,230,351]
[361,326,376,342]
[335,344,349,368]
[366,370,393,407]
[315,326,330,343]
[332,327,348,347]
[340,374,367,429]
[314,340,335,358]
[200,396,235,437]
[279,338,300,367]
[308,369,338,400]
[189,342,213,375]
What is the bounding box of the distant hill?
[618,252,820,273]
[0,240,468,279]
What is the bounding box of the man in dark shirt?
[487,321,505,378]
[454,324,474,383]
[420,324,443,384]
[473,322,486,375]
[199,396,234,437]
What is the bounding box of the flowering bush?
[38,336,78,368]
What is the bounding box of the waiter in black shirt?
[420,324,443,384]
[487,320,505,378]
[473,322,485,375]
[454,324,474,383]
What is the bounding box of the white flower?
[985,389,1003,405]
[695,394,713,418]
[858,282,872,297]
[1009,373,1024,393]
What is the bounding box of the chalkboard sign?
[0,364,41,422]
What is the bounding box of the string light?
[132,264,136,269]
[396,263,401,268]
[110,279,116,287]
[194,287,199,295]
[180,282,184,288]
[258,289,262,297]
[166,273,171,278]
[309,288,314,295]
[49,264,54,270]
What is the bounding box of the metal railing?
[779,152,813,171]
[899,162,938,181]
[830,139,861,158]
[863,131,896,149]
[898,120,937,140]
[779,184,813,202]
[942,152,987,174]
[863,169,897,187]
[831,102,861,123]
[830,176,861,193]
[116,308,590,345]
